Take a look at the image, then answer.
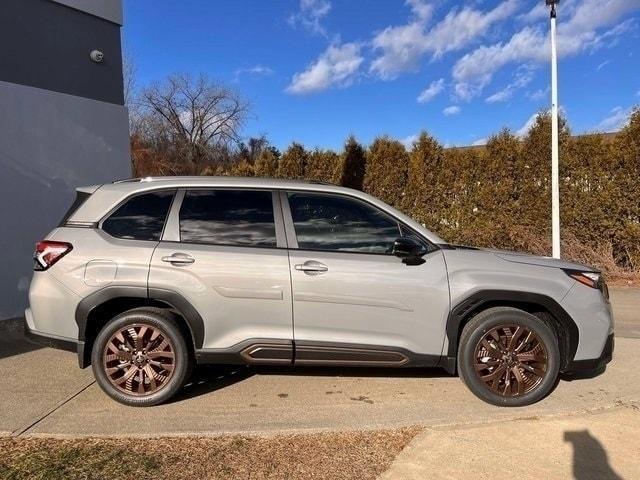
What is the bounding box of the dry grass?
[0,428,420,480]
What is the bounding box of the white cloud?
[596,60,611,71]
[370,0,518,80]
[453,0,640,100]
[472,138,487,146]
[517,3,548,23]
[485,66,536,103]
[406,0,433,22]
[288,0,332,36]
[286,42,363,94]
[234,65,274,80]
[401,133,419,150]
[443,105,461,116]
[527,86,549,102]
[516,112,540,137]
[595,106,632,132]
[417,78,445,103]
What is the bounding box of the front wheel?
[92,308,191,407]
[457,307,560,407]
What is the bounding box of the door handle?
[161,253,195,265]
[294,261,328,275]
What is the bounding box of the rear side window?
[58,191,91,226]
[102,190,175,241]
[179,189,276,247]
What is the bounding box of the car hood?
[444,244,594,271]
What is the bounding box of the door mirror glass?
[392,237,427,264]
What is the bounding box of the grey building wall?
[0,0,130,320]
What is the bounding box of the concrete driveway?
[1,287,638,438]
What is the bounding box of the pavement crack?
[11,380,95,437]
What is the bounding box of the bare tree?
[140,74,250,166]
[122,54,137,107]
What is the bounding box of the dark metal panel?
[0,0,124,105]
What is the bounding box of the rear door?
[148,188,293,360]
[282,190,450,365]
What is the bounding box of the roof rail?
[112,177,158,184]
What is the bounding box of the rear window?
[102,190,175,241]
[179,189,276,247]
[58,191,91,226]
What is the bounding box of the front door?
[148,188,293,362]
[282,191,449,365]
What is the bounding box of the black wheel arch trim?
[75,285,205,367]
[444,290,579,373]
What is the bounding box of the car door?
[148,188,294,362]
[282,190,450,365]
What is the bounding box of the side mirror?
[392,237,427,265]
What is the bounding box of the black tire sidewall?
[91,309,190,407]
[458,308,560,407]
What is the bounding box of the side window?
[179,189,277,247]
[287,192,402,254]
[102,190,174,241]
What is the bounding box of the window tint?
[179,190,276,247]
[287,192,402,254]
[102,190,174,241]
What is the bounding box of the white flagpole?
[550,2,561,259]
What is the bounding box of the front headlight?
[564,269,609,299]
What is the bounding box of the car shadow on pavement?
[564,430,623,480]
[171,364,450,404]
[0,317,43,360]
[172,364,256,403]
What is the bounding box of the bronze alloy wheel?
[474,324,548,397]
[103,323,176,397]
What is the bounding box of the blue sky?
[123,0,640,150]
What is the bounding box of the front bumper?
[565,333,614,373]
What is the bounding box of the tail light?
[34,241,73,271]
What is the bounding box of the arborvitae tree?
[340,135,366,190]
[277,142,308,179]
[519,111,571,239]
[253,148,280,178]
[479,129,522,247]
[363,136,408,207]
[227,160,255,177]
[610,108,640,268]
[305,149,342,184]
[403,132,444,228]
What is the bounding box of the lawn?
[0,428,419,480]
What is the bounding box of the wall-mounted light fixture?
[90,50,104,63]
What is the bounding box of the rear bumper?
[24,320,78,353]
[24,315,87,367]
[565,333,614,373]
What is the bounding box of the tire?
[92,307,192,407]
[457,306,560,407]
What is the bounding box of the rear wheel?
[457,307,560,407]
[92,308,191,407]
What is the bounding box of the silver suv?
[26,177,614,407]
